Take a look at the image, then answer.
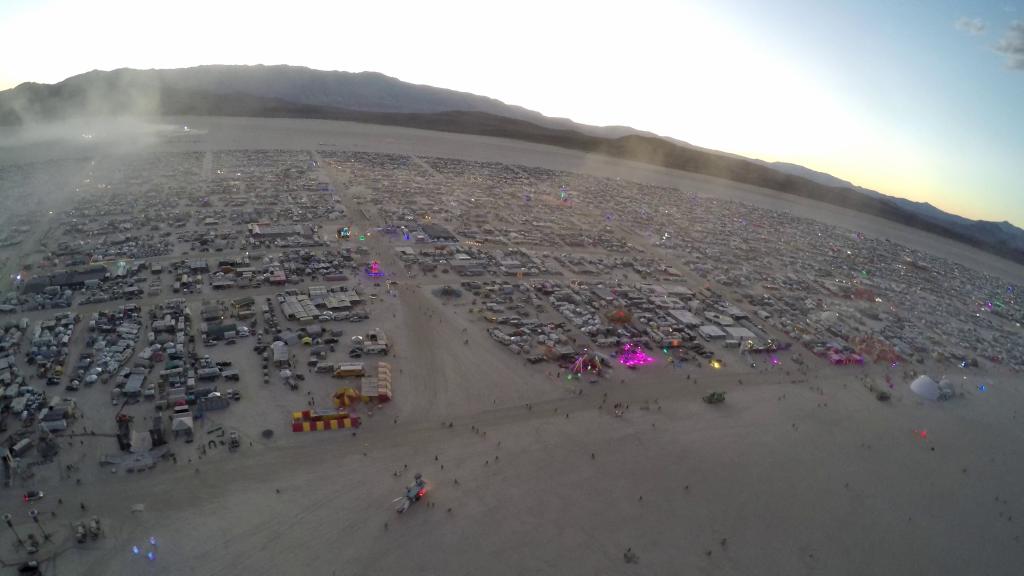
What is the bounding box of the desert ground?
[1,117,1023,575]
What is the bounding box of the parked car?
[23,491,44,502]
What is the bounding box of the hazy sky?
[1,0,1022,225]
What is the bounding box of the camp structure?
[359,362,393,402]
[291,410,361,432]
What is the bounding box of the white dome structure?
[910,375,953,401]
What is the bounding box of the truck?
[364,344,388,355]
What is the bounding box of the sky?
[1,0,1022,225]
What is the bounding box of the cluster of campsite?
[0,142,1018,572]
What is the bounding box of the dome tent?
[910,375,954,401]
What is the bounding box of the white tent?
[171,416,194,435]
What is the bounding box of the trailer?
[333,362,365,378]
[11,438,33,457]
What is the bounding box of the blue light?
[132,546,140,555]
[149,536,157,546]
[978,384,987,392]
[147,551,156,561]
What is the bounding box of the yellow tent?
[333,387,361,408]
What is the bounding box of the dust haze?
[0,68,200,152]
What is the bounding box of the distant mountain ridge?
[0,65,663,141]
[0,65,1021,264]
[757,161,857,189]
[761,161,1024,257]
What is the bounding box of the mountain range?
[1,65,1021,265]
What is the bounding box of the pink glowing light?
[366,260,384,277]
[618,343,654,367]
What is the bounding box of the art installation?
[618,343,654,367]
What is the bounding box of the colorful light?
[618,343,654,367]
[366,260,384,278]
[572,349,605,375]
[132,546,140,555]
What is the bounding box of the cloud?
[955,16,986,35]
[995,21,1024,69]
